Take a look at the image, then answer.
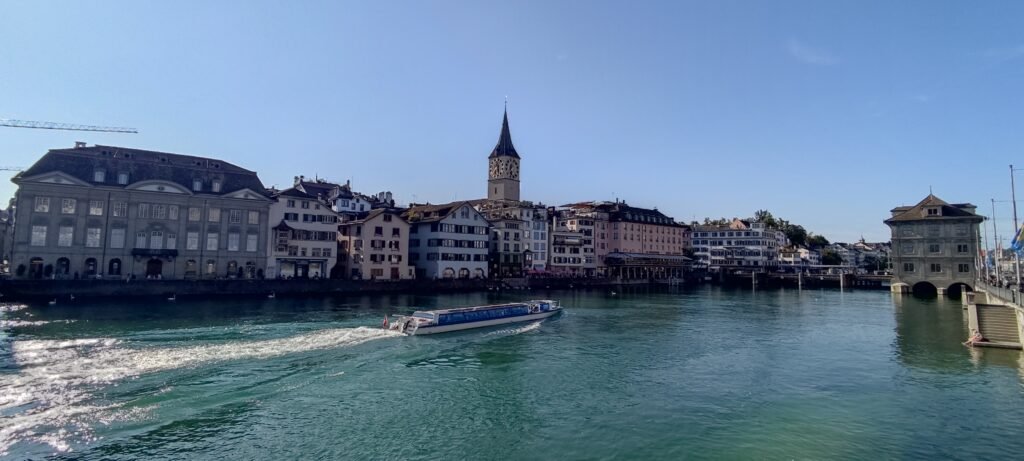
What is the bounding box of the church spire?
[489,106,520,159]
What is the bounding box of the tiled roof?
[885,194,982,223]
[402,201,476,223]
[570,201,683,227]
[16,144,270,197]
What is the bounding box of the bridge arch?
[911,281,938,298]
[946,282,972,299]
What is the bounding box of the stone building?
[885,194,984,296]
[266,187,342,278]
[9,144,272,280]
[337,208,413,280]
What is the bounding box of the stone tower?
[487,108,520,202]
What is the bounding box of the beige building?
[9,144,272,280]
[885,194,983,296]
[338,208,413,280]
[267,187,342,279]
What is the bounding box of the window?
[300,247,307,257]
[94,170,106,182]
[901,244,914,254]
[136,231,147,248]
[62,198,76,214]
[31,225,47,246]
[110,228,126,248]
[927,208,938,216]
[118,172,129,185]
[208,208,221,222]
[248,211,260,225]
[311,248,322,257]
[169,205,179,220]
[34,196,50,213]
[246,234,258,252]
[207,233,219,251]
[113,201,128,217]
[928,244,941,253]
[958,263,970,273]
[384,214,393,222]
[956,244,969,254]
[150,231,164,250]
[301,201,310,209]
[56,226,73,247]
[167,233,177,250]
[287,200,296,208]
[374,226,383,236]
[212,180,222,193]
[903,262,915,272]
[89,200,104,216]
[187,232,200,250]
[153,204,167,219]
[193,179,203,191]
[189,207,201,221]
[138,203,150,218]
[228,233,240,251]
[229,210,242,224]
[86,228,101,248]
[930,263,942,273]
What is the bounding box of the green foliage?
[807,234,830,248]
[821,250,843,266]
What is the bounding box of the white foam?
[0,304,29,313]
[0,326,401,456]
[485,321,543,337]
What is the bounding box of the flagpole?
[1012,164,1021,288]
[992,199,1001,283]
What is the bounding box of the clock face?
[489,159,499,178]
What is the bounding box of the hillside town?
[0,109,892,282]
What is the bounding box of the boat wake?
[0,326,401,456]
[484,321,544,337]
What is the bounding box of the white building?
[403,201,490,279]
[266,187,342,278]
[691,219,786,271]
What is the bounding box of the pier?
[965,281,1024,349]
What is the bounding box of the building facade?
[9,144,272,280]
[266,187,342,278]
[404,201,490,279]
[885,194,983,295]
[338,208,413,280]
[692,219,786,271]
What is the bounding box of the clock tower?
[487,108,521,202]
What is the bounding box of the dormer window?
[927,207,939,216]
[93,169,106,182]
[193,179,203,191]
[212,180,222,193]
[117,172,129,185]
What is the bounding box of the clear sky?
[2,1,1024,244]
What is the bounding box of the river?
[2,287,1023,460]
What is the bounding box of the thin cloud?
[787,39,840,66]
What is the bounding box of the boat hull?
[409,309,561,335]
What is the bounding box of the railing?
[976,279,1024,309]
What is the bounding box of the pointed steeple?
[489,107,520,159]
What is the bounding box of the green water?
[2,287,1023,460]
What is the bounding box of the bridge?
[964,280,1024,349]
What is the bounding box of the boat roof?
[412,300,556,316]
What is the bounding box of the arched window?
[205,260,217,276]
[442,267,455,279]
[56,257,70,276]
[245,261,256,279]
[458,268,470,279]
[108,258,122,276]
[84,258,98,276]
[29,257,44,279]
[185,260,197,277]
[226,261,238,277]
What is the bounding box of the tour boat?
[384,300,561,335]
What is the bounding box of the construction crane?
[0,119,138,133]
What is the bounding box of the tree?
[821,249,843,266]
[754,209,778,228]
[807,234,830,248]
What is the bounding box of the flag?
[1013,222,1024,252]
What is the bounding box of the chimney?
[74,141,87,149]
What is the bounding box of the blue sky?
[2,1,1024,244]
